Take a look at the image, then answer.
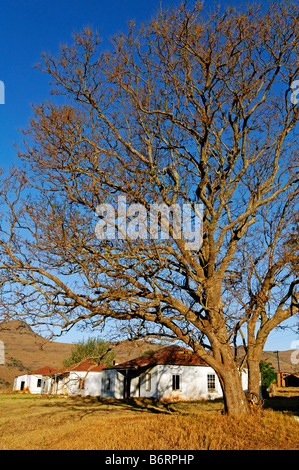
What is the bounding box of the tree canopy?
[63,337,115,367]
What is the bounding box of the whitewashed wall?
[156,365,222,400]
[13,374,29,391]
[49,371,103,397]
[13,374,45,394]
[154,365,249,400]
[131,365,225,400]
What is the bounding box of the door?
[124,375,131,398]
[20,381,25,391]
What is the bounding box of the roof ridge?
[109,344,207,369]
[29,366,58,375]
[55,359,105,374]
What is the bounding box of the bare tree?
[0,2,299,414]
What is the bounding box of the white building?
[101,345,249,401]
[13,366,58,394]
[47,360,105,397]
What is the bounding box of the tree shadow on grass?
[90,397,182,415]
[39,395,178,418]
[40,395,224,418]
[96,397,224,415]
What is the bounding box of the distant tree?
[259,360,277,392]
[63,337,115,367]
[141,349,155,357]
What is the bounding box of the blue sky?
[0,0,182,167]
[0,0,255,169]
[0,0,297,351]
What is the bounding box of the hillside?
[261,350,298,374]
[0,320,161,389]
[0,320,297,390]
[0,320,73,388]
[234,345,298,374]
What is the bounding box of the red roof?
[55,359,105,374]
[110,345,208,369]
[29,366,58,376]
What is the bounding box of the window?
[37,378,42,388]
[172,374,181,391]
[145,373,151,391]
[207,374,216,392]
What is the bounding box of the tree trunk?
[217,366,250,415]
[247,348,262,397]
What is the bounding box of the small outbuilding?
[13,366,58,394]
[101,345,248,401]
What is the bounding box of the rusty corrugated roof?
[54,359,105,375]
[109,345,208,369]
[29,366,58,376]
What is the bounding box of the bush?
[260,360,277,396]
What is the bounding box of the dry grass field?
[0,393,298,450]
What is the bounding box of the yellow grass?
[0,393,298,450]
